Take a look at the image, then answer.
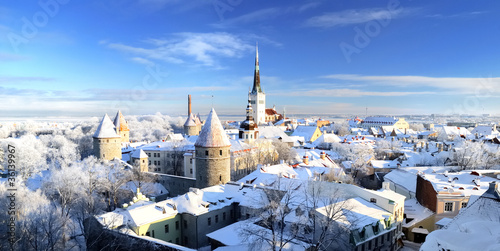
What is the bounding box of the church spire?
[251,43,262,94]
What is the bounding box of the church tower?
[249,44,266,125]
[239,98,258,143]
[195,108,231,188]
[113,110,130,143]
[93,114,122,160]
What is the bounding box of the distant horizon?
[0,112,497,124]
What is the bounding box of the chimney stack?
[320,151,326,160]
[303,155,309,165]
[188,95,192,115]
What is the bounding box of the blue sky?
[1,0,500,118]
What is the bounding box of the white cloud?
[211,8,281,29]
[272,88,435,97]
[304,7,408,28]
[323,74,499,94]
[105,32,254,67]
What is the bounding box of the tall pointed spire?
[251,43,262,94]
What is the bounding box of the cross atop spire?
[251,43,262,94]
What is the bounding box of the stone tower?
[184,95,200,136]
[93,114,122,160]
[239,98,258,143]
[113,110,130,143]
[195,108,231,188]
[249,44,266,125]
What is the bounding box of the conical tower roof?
[113,110,129,132]
[184,113,197,127]
[93,114,121,139]
[195,108,231,147]
[250,44,263,94]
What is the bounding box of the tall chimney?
[188,95,192,115]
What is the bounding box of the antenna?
[211,88,214,109]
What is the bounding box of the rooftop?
[93,114,121,139]
[195,108,231,148]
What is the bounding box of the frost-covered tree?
[272,139,296,164]
[0,182,68,251]
[333,120,350,136]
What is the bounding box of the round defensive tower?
[195,108,231,188]
[93,114,122,160]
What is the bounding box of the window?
[146,231,150,236]
[158,153,161,157]
[246,213,250,219]
[223,212,226,221]
[176,221,179,230]
[165,224,169,233]
[154,161,157,165]
[190,158,192,164]
[444,202,453,212]
[215,215,219,223]
[461,202,467,208]
[147,153,151,157]
[142,160,145,163]
[370,198,377,203]
[190,168,193,174]
[152,230,155,238]
[184,220,187,229]
[149,161,151,165]
[220,150,223,156]
[158,161,161,165]
[208,217,211,226]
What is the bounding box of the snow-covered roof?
[471,125,498,136]
[384,169,418,193]
[309,133,341,148]
[316,197,392,230]
[195,108,231,148]
[113,110,129,132]
[371,160,399,169]
[420,171,499,197]
[184,113,197,127]
[291,125,320,141]
[93,114,120,139]
[403,199,434,228]
[421,189,500,251]
[207,219,310,250]
[131,149,147,159]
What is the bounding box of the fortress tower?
[195,108,231,188]
[113,110,130,143]
[93,114,122,160]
